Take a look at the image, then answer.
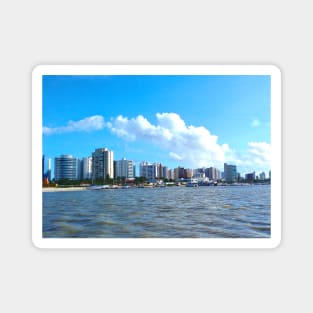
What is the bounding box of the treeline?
[43,176,177,187]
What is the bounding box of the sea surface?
[42,185,271,238]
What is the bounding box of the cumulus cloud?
[107,112,231,168]
[43,112,271,172]
[43,115,105,135]
[247,141,271,165]
[226,141,271,174]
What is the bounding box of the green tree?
[105,174,113,185]
[134,176,146,185]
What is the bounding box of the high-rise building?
[81,157,92,180]
[162,166,169,179]
[216,168,221,180]
[42,155,45,180]
[42,155,52,181]
[92,148,114,181]
[184,168,193,179]
[245,171,256,182]
[224,163,237,183]
[140,161,152,179]
[140,161,155,180]
[206,167,221,180]
[139,161,164,180]
[54,154,79,181]
[156,163,163,179]
[193,167,206,179]
[169,169,175,180]
[173,167,185,180]
[76,159,82,180]
[114,158,135,179]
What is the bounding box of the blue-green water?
[43,185,270,238]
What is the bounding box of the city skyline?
[43,74,271,175]
[43,149,270,182]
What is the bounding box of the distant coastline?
[42,181,270,192]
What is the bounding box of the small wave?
[137,232,157,238]
[250,225,271,232]
[52,217,91,224]
[56,222,84,234]
[95,220,119,226]
[206,227,241,238]
[133,221,154,227]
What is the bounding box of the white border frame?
[32,65,281,249]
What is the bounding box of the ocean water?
[42,185,271,238]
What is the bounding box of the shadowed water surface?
[43,185,270,238]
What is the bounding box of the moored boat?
[186,182,199,187]
[185,178,199,187]
[87,185,110,190]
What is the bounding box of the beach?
[42,187,88,192]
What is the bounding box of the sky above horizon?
[42,74,271,177]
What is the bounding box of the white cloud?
[43,112,271,173]
[43,115,105,135]
[247,141,271,164]
[107,112,271,172]
[107,112,231,168]
[226,141,271,174]
[169,152,184,161]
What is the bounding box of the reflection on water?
[43,185,270,238]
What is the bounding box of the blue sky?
[43,75,271,177]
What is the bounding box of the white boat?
[87,185,110,190]
[186,179,199,187]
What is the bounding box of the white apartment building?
[81,157,92,180]
[139,161,163,180]
[114,158,135,179]
[92,148,114,180]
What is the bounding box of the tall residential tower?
[54,154,79,181]
[92,148,114,181]
[114,158,135,179]
[224,163,237,183]
[81,157,92,180]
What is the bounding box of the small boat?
[87,185,110,190]
[87,185,104,190]
[143,184,154,188]
[185,179,199,187]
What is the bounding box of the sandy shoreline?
[42,187,88,192]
